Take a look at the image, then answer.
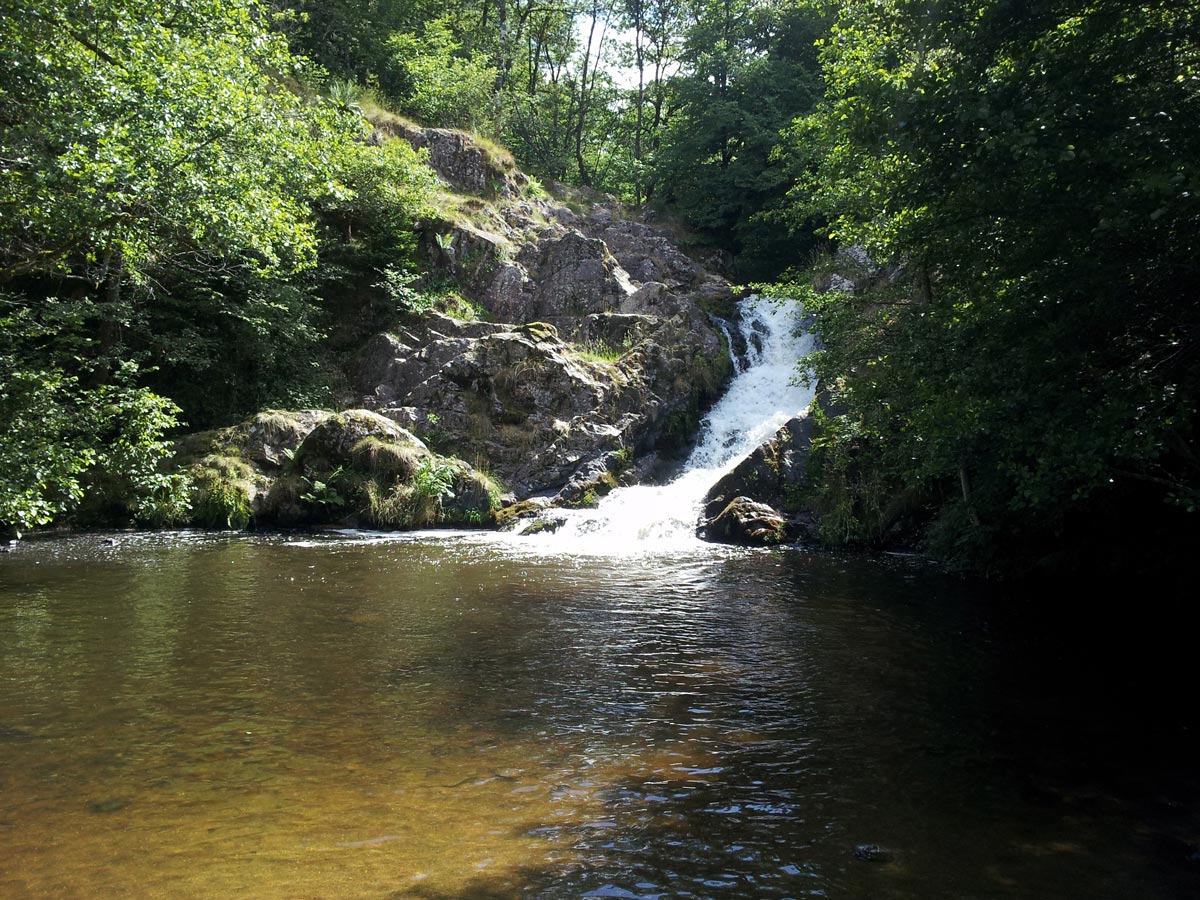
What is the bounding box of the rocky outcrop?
[373,118,526,198]
[173,123,741,526]
[358,309,729,498]
[352,125,738,502]
[698,413,819,546]
[174,409,500,530]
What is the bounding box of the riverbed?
[1,531,1196,899]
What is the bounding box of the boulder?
[174,407,500,530]
[699,498,787,546]
[554,450,629,507]
[295,410,426,469]
[698,413,819,545]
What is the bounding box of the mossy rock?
[495,499,549,529]
[356,455,499,529]
[294,410,426,472]
[186,454,264,530]
[173,409,331,471]
[350,436,428,479]
[514,322,559,343]
[700,497,787,546]
[520,517,566,536]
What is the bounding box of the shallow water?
[1,531,1197,899]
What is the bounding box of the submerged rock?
[852,843,895,863]
[88,797,133,815]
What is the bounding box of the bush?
[0,357,190,533]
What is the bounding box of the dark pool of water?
[1,531,1197,899]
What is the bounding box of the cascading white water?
[518,296,815,556]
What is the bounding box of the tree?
[387,18,501,133]
[0,1,369,290]
[653,0,827,276]
[779,0,1200,573]
[0,0,436,528]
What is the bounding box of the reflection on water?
[1,532,1197,899]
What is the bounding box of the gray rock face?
[381,122,526,197]
[584,216,700,288]
[359,311,729,497]
[699,413,819,545]
[351,130,738,501]
[513,231,634,327]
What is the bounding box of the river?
[1,531,1197,899]
[2,298,1197,898]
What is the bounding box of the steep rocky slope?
[358,121,737,503]
[176,123,741,529]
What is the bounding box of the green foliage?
[0,0,352,284]
[0,351,189,531]
[0,0,438,442]
[300,467,347,511]
[801,401,891,546]
[87,378,194,526]
[575,336,631,364]
[411,457,457,505]
[190,457,255,530]
[652,0,829,276]
[360,455,464,528]
[387,19,499,133]
[0,366,98,532]
[377,267,434,315]
[775,0,1200,573]
[374,269,487,322]
[325,78,364,114]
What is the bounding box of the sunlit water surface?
[1,531,1197,899]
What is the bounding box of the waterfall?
[519,296,815,555]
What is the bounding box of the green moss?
[494,499,544,528]
[350,436,426,479]
[362,480,416,528]
[574,337,629,364]
[472,134,517,175]
[188,454,256,529]
[697,294,739,321]
[515,322,558,342]
[521,175,549,200]
[520,518,561,536]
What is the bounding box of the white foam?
[519,296,815,556]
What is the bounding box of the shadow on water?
[1,532,1198,899]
